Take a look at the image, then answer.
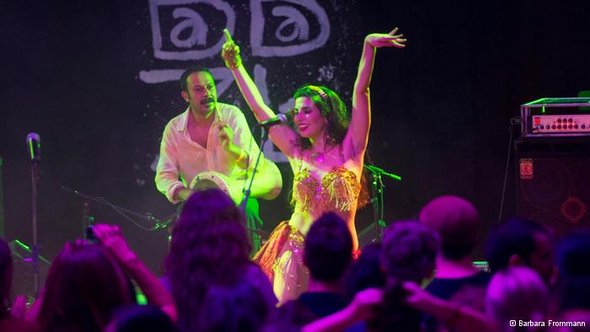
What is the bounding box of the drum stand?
[364,164,401,240]
[61,186,174,233]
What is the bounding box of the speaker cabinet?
[515,138,590,238]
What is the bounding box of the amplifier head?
[521,97,590,137]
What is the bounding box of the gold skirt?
[253,221,309,304]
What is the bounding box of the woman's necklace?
[311,151,325,163]
[310,144,336,164]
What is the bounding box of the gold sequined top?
[291,165,361,219]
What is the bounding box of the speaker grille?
[516,139,590,238]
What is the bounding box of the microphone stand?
[61,187,174,231]
[239,128,269,253]
[30,158,41,297]
[239,129,268,211]
[364,164,402,240]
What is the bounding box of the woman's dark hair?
[292,85,350,150]
[37,241,132,332]
[165,189,253,331]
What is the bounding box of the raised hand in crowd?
[92,224,178,322]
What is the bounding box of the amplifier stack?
[515,97,590,237]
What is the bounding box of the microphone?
[257,114,287,129]
[26,132,41,161]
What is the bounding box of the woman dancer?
[222,28,406,303]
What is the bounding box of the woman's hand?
[221,28,242,69]
[365,27,407,48]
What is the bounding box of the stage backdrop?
[1,0,589,282]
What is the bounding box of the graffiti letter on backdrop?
[149,0,236,60]
[169,7,208,48]
[250,0,330,57]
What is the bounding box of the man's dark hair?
[304,212,353,282]
[486,217,548,273]
[419,195,480,260]
[380,220,439,282]
[179,66,214,92]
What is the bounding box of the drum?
[189,171,244,204]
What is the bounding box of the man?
[419,195,491,332]
[155,66,282,250]
[486,217,555,285]
[276,212,352,326]
[419,195,491,301]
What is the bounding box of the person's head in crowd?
[376,220,440,332]
[106,305,177,332]
[553,230,590,317]
[556,229,590,279]
[304,212,353,284]
[0,238,12,320]
[37,241,133,332]
[419,195,480,261]
[166,188,251,285]
[554,276,590,317]
[345,243,386,299]
[486,217,555,284]
[274,213,352,328]
[486,266,548,330]
[196,281,270,332]
[381,220,440,283]
[166,189,265,331]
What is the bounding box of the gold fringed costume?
[254,163,361,304]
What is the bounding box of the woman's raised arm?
[347,28,406,157]
[221,29,298,157]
